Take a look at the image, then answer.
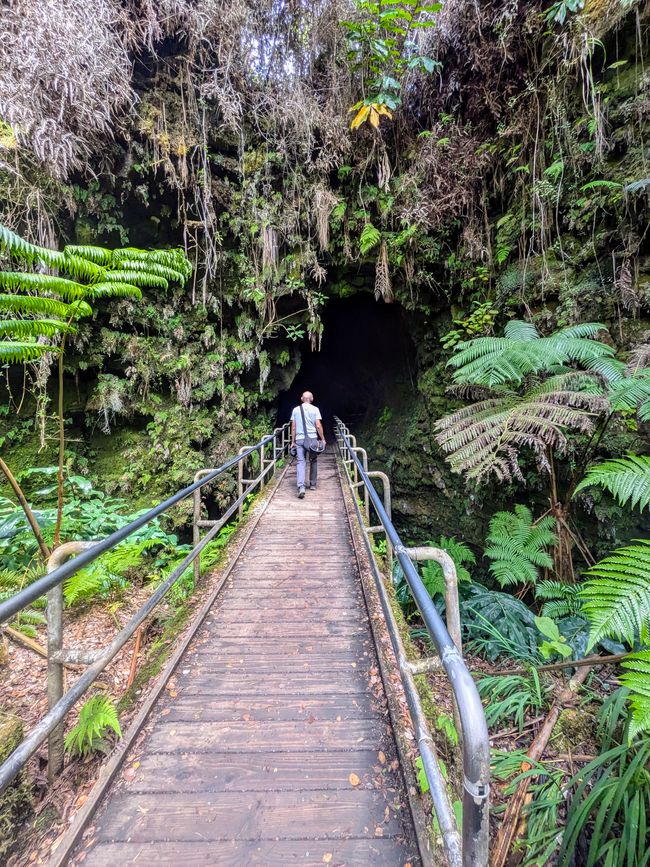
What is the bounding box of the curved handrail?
[0,424,290,794]
[335,418,490,867]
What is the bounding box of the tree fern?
[434,373,607,483]
[115,258,184,285]
[447,320,614,388]
[609,370,650,422]
[89,282,142,300]
[485,505,556,587]
[575,456,650,513]
[63,244,113,266]
[580,540,650,648]
[0,271,93,301]
[64,694,121,758]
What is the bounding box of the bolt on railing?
[335,418,489,867]
[0,423,291,795]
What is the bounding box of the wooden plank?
[159,695,376,722]
[114,749,384,793]
[93,790,406,843]
[187,660,370,677]
[84,837,416,865]
[174,673,370,696]
[146,718,381,752]
[188,638,369,655]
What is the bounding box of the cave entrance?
[276,294,417,432]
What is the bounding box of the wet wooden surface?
[72,453,419,866]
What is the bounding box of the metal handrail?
[335,418,489,867]
[0,423,290,794]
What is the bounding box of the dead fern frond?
[375,240,393,303]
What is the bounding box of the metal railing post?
[405,547,462,655]
[193,485,201,584]
[238,447,247,519]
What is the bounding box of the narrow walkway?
[71,453,419,865]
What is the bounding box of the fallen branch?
[491,665,593,867]
[4,624,48,658]
[126,627,142,690]
[485,651,626,679]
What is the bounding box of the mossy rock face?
[0,712,32,860]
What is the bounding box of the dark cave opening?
[276,294,418,433]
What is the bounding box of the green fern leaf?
[89,282,143,300]
[0,294,92,319]
[485,505,556,587]
[359,224,381,256]
[103,270,169,290]
[0,319,76,339]
[620,651,650,739]
[575,456,650,512]
[0,271,92,301]
[0,341,53,363]
[580,540,650,648]
[64,695,121,757]
[63,244,113,266]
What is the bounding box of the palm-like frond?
[0,294,92,318]
[103,270,169,290]
[89,282,142,300]
[580,540,650,648]
[0,319,76,339]
[620,651,650,739]
[447,320,613,387]
[575,456,650,512]
[485,505,556,586]
[609,370,650,421]
[0,341,53,363]
[0,271,92,301]
[434,377,607,483]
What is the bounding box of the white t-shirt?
[291,403,322,440]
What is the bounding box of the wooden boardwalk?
[69,452,420,866]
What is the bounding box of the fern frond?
[0,341,53,363]
[580,540,650,647]
[485,505,556,587]
[0,294,92,318]
[0,319,76,339]
[609,370,650,420]
[0,271,91,301]
[60,252,106,283]
[0,223,61,269]
[63,244,113,266]
[359,223,381,256]
[103,270,168,290]
[63,569,103,604]
[503,320,540,341]
[536,580,582,618]
[112,255,186,285]
[575,456,650,512]
[619,651,650,739]
[64,694,121,757]
[88,282,143,300]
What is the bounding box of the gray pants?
[296,441,318,488]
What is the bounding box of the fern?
[620,651,650,740]
[0,271,92,301]
[359,223,381,256]
[575,456,650,513]
[580,540,650,648]
[0,319,76,339]
[535,580,582,618]
[63,244,113,266]
[419,536,475,597]
[103,270,169,289]
[434,372,607,483]
[0,294,92,318]
[0,342,53,363]
[447,320,614,388]
[609,370,650,422]
[485,505,556,587]
[64,695,121,758]
[89,282,143,300]
[114,258,184,285]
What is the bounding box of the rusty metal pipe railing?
[0,423,290,795]
[335,418,489,867]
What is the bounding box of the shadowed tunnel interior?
[276,294,417,432]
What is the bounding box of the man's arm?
[316,419,325,443]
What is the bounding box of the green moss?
[0,712,32,861]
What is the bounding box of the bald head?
[301,391,314,404]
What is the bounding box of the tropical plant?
[484,505,556,587]
[393,535,474,615]
[575,455,650,512]
[478,670,547,732]
[343,0,442,128]
[461,585,541,662]
[534,615,573,659]
[0,222,191,551]
[64,694,121,758]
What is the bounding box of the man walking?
[291,391,326,498]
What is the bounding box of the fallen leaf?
[374,826,384,837]
[349,772,360,786]
[242,713,250,721]
[378,751,386,764]
[322,855,333,864]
